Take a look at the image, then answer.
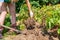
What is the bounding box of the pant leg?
[8,3,16,25]
[0,2,7,30]
[0,2,7,25]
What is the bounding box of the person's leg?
[0,2,7,38]
[8,3,16,28]
[0,2,7,25]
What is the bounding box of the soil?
[4,28,59,40]
[3,18,60,40]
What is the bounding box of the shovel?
[0,24,21,33]
[26,0,34,18]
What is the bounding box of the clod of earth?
[24,17,41,30]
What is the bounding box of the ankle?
[0,27,3,33]
[11,23,17,28]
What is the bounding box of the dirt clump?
[24,18,40,30]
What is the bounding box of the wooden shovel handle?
[25,0,31,13]
[0,24,21,33]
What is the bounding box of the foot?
[0,27,3,39]
[7,23,20,35]
[0,33,3,39]
[11,23,17,29]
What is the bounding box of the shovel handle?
[0,24,20,33]
[25,0,33,18]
